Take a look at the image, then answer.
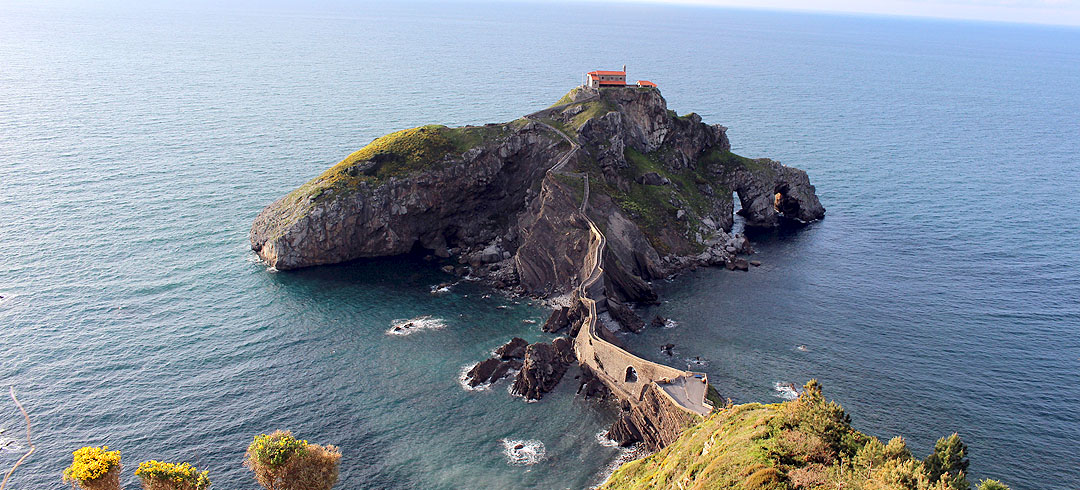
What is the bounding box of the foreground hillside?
[602,381,1010,490]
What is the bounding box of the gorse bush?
[62,446,122,490]
[245,430,341,490]
[247,431,308,469]
[135,460,210,490]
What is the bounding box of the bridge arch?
[625,366,638,383]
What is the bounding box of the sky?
[579,0,1080,26]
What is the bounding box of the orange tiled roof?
[637,80,657,87]
[588,70,626,76]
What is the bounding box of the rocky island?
[253,84,1007,487]
[250,83,826,443]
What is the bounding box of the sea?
[1,1,1078,489]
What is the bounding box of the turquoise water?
[1,2,1078,489]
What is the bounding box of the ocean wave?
[774,381,799,400]
[590,442,649,489]
[458,364,493,392]
[386,316,447,336]
[501,438,546,466]
[595,429,620,448]
[430,284,451,295]
[0,436,23,454]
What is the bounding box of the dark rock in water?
[651,315,667,328]
[511,337,575,400]
[542,306,570,333]
[608,297,645,333]
[725,258,749,271]
[465,358,501,387]
[490,359,523,382]
[750,260,761,267]
[661,343,675,356]
[514,444,524,450]
[495,337,528,360]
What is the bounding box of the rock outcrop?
[464,337,528,387]
[607,383,704,450]
[510,337,575,400]
[250,86,824,298]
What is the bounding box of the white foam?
[501,438,546,466]
[507,383,538,402]
[685,356,709,367]
[386,315,447,336]
[459,364,493,392]
[595,429,620,448]
[795,344,809,352]
[774,381,799,400]
[590,443,649,489]
[663,318,678,329]
[0,436,23,453]
[430,284,451,295]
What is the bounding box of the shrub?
[62,446,122,490]
[923,433,970,490]
[977,479,1011,490]
[135,460,210,490]
[245,431,341,490]
[743,466,787,490]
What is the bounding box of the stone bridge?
[528,111,713,420]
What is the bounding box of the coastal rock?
[607,383,704,450]
[725,258,750,271]
[542,306,570,333]
[495,337,528,360]
[607,297,645,333]
[511,337,575,400]
[465,358,500,387]
[576,364,613,400]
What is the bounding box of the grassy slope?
[603,381,989,490]
[266,122,521,238]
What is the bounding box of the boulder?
[542,307,570,333]
[511,337,575,400]
[465,358,501,387]
[481,244,502,263]
[495,337,528,360]
[608,297,645,333]
[725,258,750,271]
[636,172,670,186]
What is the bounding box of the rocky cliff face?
[607,384,703,450]
[250,87,824,298]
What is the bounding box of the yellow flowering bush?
[245,430,341,490]
[135,460,211,490]
[62,446,122,490]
